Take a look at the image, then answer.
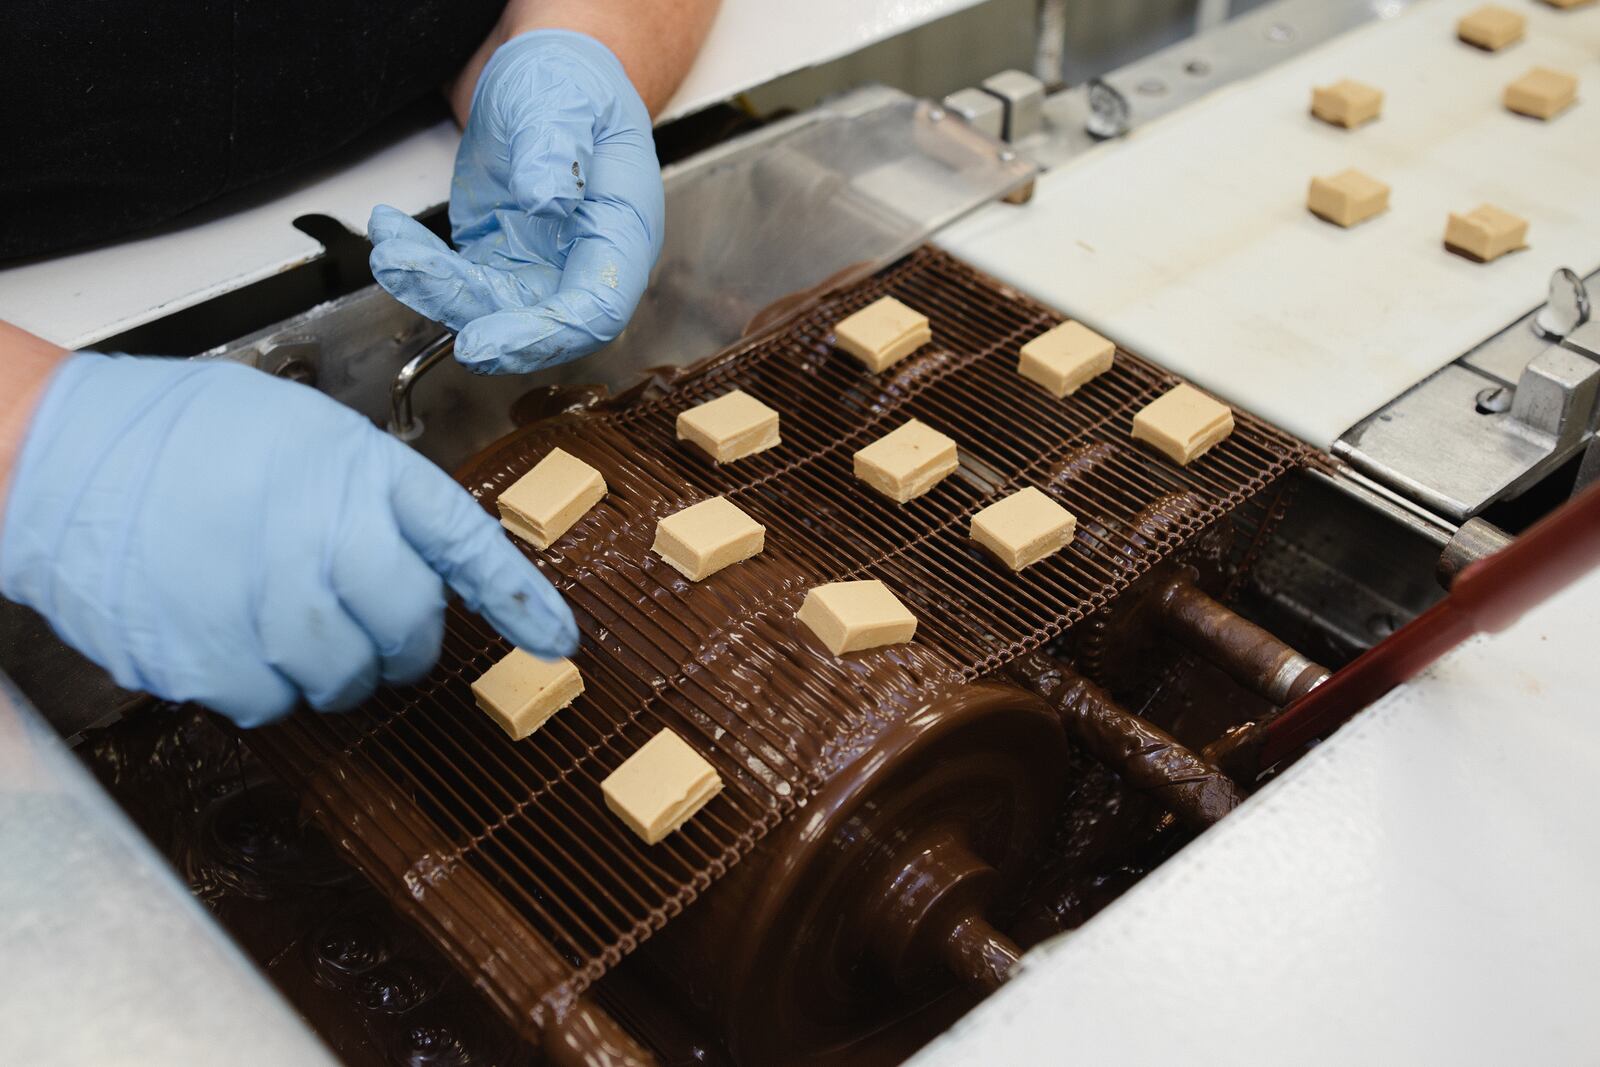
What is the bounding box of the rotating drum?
[642,679,1066,1065]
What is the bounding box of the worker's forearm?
[0,323,70,532]
[451,0,721,123]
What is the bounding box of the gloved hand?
[368,30,663,375]
[0,353,578,727]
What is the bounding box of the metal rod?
[1154,575,1331,705]
[388,332,455,441]
[1016,653,1244,829]
[1306,463,1457,548]
[941,914,1022,995]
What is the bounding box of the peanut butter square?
[834,296,933,373]
[601,729,722,845]
[1131,383,1236,466]
[1458,5,1526,50]
[676,390,780,463]
[969,487,1076,571]
[1018,321,1116,398]
[853,419,959,503]
[652,496,765,581]
[1311,79,1384,128]
[1504,67,1579,120]
[1307,169,1390,228]
[796,580,917,655]
[471,649,583,741]
[1445,204,1529,262]
[497,447,606,549]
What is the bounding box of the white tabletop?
[939,0,1600,447]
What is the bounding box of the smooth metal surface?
[1436,517,1514,590]
[1343,265,1600,520]
[1336,358,1598,522]
[1532,268,1590,342]
[387,331,455,441]
[1248,470,1447,657]
[980,69,1047,140]
[1024,0,1420,170]
[942,87,1006,139]
[1508,346,1600,447]
[0,676,336,1065]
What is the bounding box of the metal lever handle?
[388,332,455,442]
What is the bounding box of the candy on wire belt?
[249,246,1308,1025]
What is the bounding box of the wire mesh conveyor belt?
[250,246,1308,1028]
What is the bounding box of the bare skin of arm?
[450,0,722,123]
[0,323,69,530]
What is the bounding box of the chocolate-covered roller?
[641,680,1065,1065]
[1013,650,1244,830]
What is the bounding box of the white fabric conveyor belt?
[938,0,1600,447]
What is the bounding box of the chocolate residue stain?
[74,706,533,1067]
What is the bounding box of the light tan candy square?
[676,390,780,463]
[601,730,722,845]
[970,487,1077,571]
[1307,169,1390,228]
[471,650,583,741]
[1131,383,1236,465]
[1445,204,1529,262]
[1311,79,1384,128]
[652,496,765,581]
[1018,321,1115,398]
[796,580,918,655]
[853,419,959,503]
[834,296,932,373]
[497,447,606,549]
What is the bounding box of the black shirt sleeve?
[0,0,506,260]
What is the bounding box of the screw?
[1185,59,1211,77]
[1475,385,1512,414]
[1137,78,1168,96]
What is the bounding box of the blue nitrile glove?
[368,30,663,374]
[0,354,578,727]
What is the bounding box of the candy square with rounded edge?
[1018,321,1116,398]
[1131,383,1236,465]
[676,390,780,463]
[471,649,583,741]
[1504,67,1578,120]
[1457,4,1526,50]
[652,496,765,581]
[1307,169,1390,228]
[1444,204,1529,262]
[601,729,723,845]
[796,580,918,655]
[497,447,606,549]
[834,296,933,373]
[969,487,1077,571]
[853,419,959,503]
[1311,79,1384,128]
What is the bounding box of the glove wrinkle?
[369,29,661,376]
[0,354,576,725]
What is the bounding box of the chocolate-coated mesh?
[250,247,1307,1026]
